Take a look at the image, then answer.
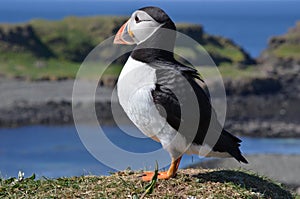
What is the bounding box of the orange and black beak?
[113,20,135,45]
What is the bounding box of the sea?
[1,0,300,57]
[1,125,300,179]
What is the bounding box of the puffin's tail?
[213,129,248,164]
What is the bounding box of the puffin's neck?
[131,48,174,63]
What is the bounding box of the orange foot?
[142,171,173,181]
[141,156,182,181]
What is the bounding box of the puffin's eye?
[135,16,140,23]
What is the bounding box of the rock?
[225,77,281,96]
[268,36,286,49]
[225,120,300,138]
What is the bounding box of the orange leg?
[142,156,182,181]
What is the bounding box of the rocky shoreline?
[0,69,299,138]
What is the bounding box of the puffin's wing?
[151,82,182,131]
[150,61,248,163]
[150,60,213,145]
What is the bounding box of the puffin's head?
[114,6,176,46]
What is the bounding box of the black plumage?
[145,54,248,163]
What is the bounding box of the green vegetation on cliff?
[0,16,255,80]
[259,21,300,67]
[274,44,300,59]
[176,24,254,66]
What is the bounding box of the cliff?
[258,21,300,71]
[0,16,254,68]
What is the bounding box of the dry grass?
[0,168,295,199]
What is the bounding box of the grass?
[175,42,259,79]
[0,59,259,81]
[0,56,79,80]
[273,44,300,59]
[0,47,258,81]
[174,39,248,67]
[196,64,261,80]
[203,43,245,64]
[0,60,259,81]
[216,64,262,79]
[29,16,127,62]
[0,52,122,80]
[0,168,295,199]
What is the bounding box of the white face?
[127,10,164,44]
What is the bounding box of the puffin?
[114,6,248,181]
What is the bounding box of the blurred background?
[0,0,299,193]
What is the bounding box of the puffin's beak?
[113,20,135,45]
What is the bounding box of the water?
[1,125,300,179]
[1,1,300,56]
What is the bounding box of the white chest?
[117,57,165,136]
[117,57,199,157]
[117,57,156,111]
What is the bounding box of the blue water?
[0,125,300,179]
[1,0,300,57]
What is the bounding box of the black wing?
[151,83,182,131]
[150,59,212,145]
[150,59,248,163]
